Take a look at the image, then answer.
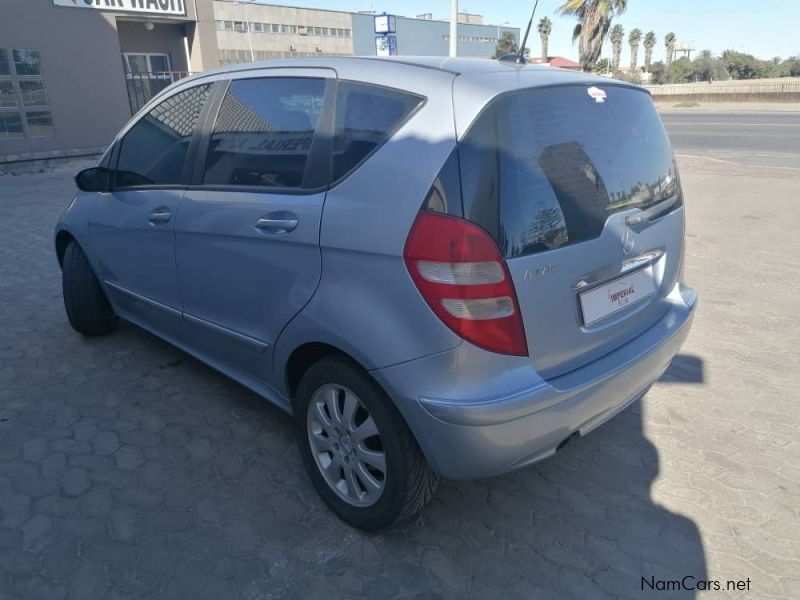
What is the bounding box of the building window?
[25,111,54,137]
[0,113,23,139]
[19,81,48,106]
[0,81,16,107]
[0,48,54,139]
[12,49,42,76]
[250,22,263,33]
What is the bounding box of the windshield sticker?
[587,87,607,103]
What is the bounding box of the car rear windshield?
[459,84,680,259]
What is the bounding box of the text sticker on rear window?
[587,86,606,103]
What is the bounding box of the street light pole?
[496,20,509,41]
[235,0,255,62]
[245,1,255,62]
[449,0,458,57]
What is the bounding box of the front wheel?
[62,241,117,335]
[295,357,439,531]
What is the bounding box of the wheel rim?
[307,384,386,507]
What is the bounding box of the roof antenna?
[500,0,539,64]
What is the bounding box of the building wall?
[0,0,132,160]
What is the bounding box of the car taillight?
[403,211,528,356]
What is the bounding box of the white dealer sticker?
[579,266,656,325]
[587,86,607,103]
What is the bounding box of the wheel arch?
[284,341,362,403]
[55,228,77,268]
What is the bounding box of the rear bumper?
[372,283,697,479]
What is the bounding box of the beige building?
[213,1,354,63]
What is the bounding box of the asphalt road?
[660,110,800,169]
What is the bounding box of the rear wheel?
[62,241,117,335]
[295,356,439,531]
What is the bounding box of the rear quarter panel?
[272,63,463,392]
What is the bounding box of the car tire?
[295,356,439,531]
[62,241,117,335]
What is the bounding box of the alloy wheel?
[306,384,387,507]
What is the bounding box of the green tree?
[558,0,628,71]
[666,56,694,82]
[721,50,769,79]
[783,57,800,77]
[649,60,666,84]
[537,17,553,60]
[493,31,519,59]
[693,52,728,82]
[643,31,657,72]
[628,28,642,70]
[595,57,611,73]
[610,24,624,71]
[664,32,676,66]
[664,54,730,83]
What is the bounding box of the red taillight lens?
[403,211,528,356]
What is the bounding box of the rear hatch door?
[457,82,684,379]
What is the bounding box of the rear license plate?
[579,266,656,326]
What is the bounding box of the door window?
[331,81,423,183]
[203,77,325,188]
[115,84,211,188]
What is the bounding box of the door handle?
[255,213,298,234]
[148,208,172,224]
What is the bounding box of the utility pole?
[449,0,458,57]
[235,0,255,62]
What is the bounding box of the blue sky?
[256,0,800,62]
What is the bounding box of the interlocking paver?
[0,156,798,599]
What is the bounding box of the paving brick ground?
[0,156,798,599]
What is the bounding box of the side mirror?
[75,167,114,193]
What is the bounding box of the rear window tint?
[332,82,423,183]
[204,77,325,188]
[460,85,680,258]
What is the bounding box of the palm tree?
[643,31,656,72]
[537,17,552,61]
[610,24,624,71]
[664,32,676,66]
[628,28,642,70]
[558,0,628,71]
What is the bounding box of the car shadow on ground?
[659,353,704,384]
[73,321,708,600]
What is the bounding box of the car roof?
[184,55,625,90]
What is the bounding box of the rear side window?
[460,85,680,258]
[116,84,211,187]
[332,82,423,183]
[204,77,325,188]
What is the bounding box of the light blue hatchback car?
[56,57,696,530]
